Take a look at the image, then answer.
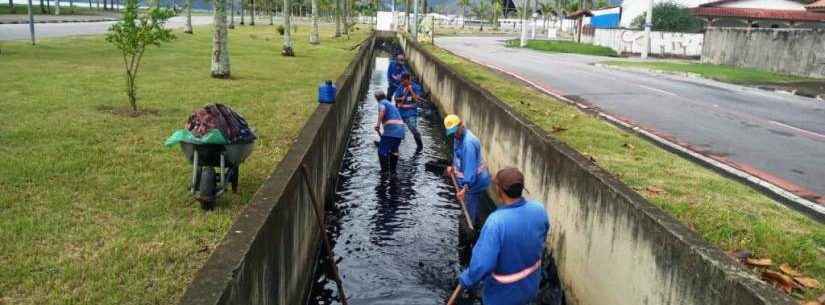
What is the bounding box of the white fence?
[582,28,704,58]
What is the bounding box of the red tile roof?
[691,7,825,22]
[807,0,825,9]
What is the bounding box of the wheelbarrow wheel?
[199,167,217,211]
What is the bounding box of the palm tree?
[491,0,501,29]
[537,1,553,34]
[240,0,245,25]
[457,0,469,28]
[471,1,488,31]
[282,0,294,55]
[184,0,193,33]
[310,0,319,44]
[211,0,231,78]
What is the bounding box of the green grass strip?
[425,44,824,300]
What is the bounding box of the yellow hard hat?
[444,114,461,135]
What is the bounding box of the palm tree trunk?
[334,0,341,36]
[240,0,245,24]
[282,0,293,54]
[211,0,231,78]
[268,0,273,25]
[8,0,14,14]
[250,0,255,25]
[310,0,319,44]
[184,0,193,33]
[229,0,235,28]
[404,0,409,31]
[342,0,349,34]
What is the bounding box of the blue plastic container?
[318,80,336,104]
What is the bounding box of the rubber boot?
[413,132,423,152]
[379,155,389,172]
[389,154,399,173]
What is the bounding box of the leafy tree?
[105,0,175,112]
[631,1,702,33]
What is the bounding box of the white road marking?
[637,84,678,97]
[770,120,825,141]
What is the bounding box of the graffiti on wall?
[584,29,704,57]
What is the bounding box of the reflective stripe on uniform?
[384,119,405,125]
[491,259,541,284]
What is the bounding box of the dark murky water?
[307,56,468,305]
[307,56,564,305]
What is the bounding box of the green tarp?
[164,129,229,147]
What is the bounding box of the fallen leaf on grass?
[623,143,635,150]
[198,245,209,253]
[780,263,803,277]
[762,270,798,293]
[795,277,821,289]
[746,258,773,267]
[551,125,568,133]
[645,186,667,196]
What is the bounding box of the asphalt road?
[0,16,213,41]
[437,36,825,202]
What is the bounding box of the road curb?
[596,63,825,101]
[0,18,118,24]
[440,47,825,223]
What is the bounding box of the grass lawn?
[0,3,104,15]
[603,60,812,85]
[0,24,369,304]
[506,38,618,57]
[424,45,825,300]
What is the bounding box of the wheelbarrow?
[180,141,255,210]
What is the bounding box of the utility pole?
[519,0,528,47]
[27,0,35,45]
[642,0,652,59]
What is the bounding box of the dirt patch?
[96,105,161,117]
[758,81,825,99]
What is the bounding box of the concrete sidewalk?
[0,14,118,24]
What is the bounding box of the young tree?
[310,0,319,44]
[8,0,14,14]
[184,0,193,33]
[105,0,175,112]
[212,0,231,77]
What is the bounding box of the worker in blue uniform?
[374,90,406,173]
[444,114,491,226]
[447,167,550,305]
[393,73,424,151]
[387,54,408,99]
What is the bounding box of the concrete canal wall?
[176,34,377,305]
[397,32,796,305]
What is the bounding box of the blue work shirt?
[393,82,423,118]
[453,130,491,193]
[387,60,408,89]
[379,99,406,139]
[459,198,550,305]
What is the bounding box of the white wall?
[582,28,704,57]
